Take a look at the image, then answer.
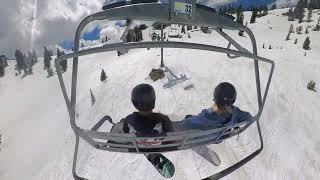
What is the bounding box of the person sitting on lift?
[111,83,174,135]
[108,84,175,177]
[182,82,252,131]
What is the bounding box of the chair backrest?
[78,118,253,154]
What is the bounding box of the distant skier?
[182,82,252,131]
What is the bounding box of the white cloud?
[0,0,104,57]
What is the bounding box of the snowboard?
[145,153,175,178]
[107,117,175,178]
[192,146,221,166]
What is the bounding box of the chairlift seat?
[79,117,253,154]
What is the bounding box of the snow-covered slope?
[1,8,320,180]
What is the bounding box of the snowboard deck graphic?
[145,153,175,178]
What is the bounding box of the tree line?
[0,55,9,78]
[13,47,68,78]
[14,49,38,76]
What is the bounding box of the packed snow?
[1,8,320,180]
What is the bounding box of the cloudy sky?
[0,0,107,57]
[0,0,235,57]
[0,0,296,57]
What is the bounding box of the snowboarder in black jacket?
[111,83,174,134]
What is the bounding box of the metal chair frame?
[55,1,275,179]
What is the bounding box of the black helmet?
[213,82,237,106]
[131,84,156,111]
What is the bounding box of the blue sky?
[59,26,102,49]
[59,40,74,50]
[59,20,128,49]
[82,26,102,41]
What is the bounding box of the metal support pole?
[160,24,164,67]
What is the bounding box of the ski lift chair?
[55,0,275,179]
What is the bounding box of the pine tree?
[43,46,51,70]
[60,51,67,73]
[236,11,244,36]
[250,10,257,24]
[294,38,298,44]
[307,1,312,10]
[100,68,107,82]
[90,89,96,106]
[47,68,54,78]
[14,49,26,74]
[133,26,143,42]
[32,49,38,64]
[306,9,312,22]
[303,37,310,50]
[294,0,305,23]
[0,67,3,78]
[302,0,308,8]
[126,29,134,42]
[262,5,268,16]
[57,48,61,57]
[307,80,316,92]
[201,26,210,33]
[285,32,291,41]
[296,26,303,34]
[26,51,33,74]
[0,56,6,78]
[289,24,294,33]
[310,0,320,9]
[305,27,309,34]
[239,30,244,36]
[181,25,186,34]
[139,24,148,30]
[288,8,295,21]
[313,17,320,31]
[236,12,244,25]
[57,48,66,73]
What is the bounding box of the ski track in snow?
[1,8,320,180]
